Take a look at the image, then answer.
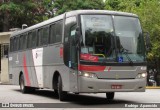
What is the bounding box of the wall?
[0,58,9,83]
[0,32,12,84]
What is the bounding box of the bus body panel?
[9,43,76,92]
[78,77,146,92]
[79,66,146,79]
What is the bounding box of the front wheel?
[106,92,115,100]
[58,75,67,101]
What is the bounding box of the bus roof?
[10,10,138,38]
[66,10,138,17]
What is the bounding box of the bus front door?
[64,16,78,92]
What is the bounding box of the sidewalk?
[0,82,10,85]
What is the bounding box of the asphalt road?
[0,85,160,110]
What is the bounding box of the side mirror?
[143,32,151,51]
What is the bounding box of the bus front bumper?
[78,77,146,93]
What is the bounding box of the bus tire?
[20,74,30,93]
[54,90,58,96]
[106,92,115,100]
[58,75,67,101]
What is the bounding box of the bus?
[9,10,148,101]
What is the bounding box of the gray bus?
[9,10,148,101]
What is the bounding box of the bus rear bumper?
[78,77,146,93]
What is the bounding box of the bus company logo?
[2,103,9,108]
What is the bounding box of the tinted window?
[28,32,32,48]
[19,35,23,50]
[55,21,62,42]
[50,20,63,43]
[27,31,37,48]
[64,17,76,42]
[13,37,17,51]
[15,37,19,51]
[38,29,43,46]
[32,30,37,48]
[50,24,56,43]
[22,34,27,50]
[42,27,49,45]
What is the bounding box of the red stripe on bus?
[78,64,106,71]
[23,54,30,86]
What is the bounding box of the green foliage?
[0,0,53,31]
[53,0,104,15]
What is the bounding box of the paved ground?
[0,85,160,110]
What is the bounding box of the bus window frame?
[42,26,50,47]
[49,20,63,45]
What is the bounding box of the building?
[0,32,12,84]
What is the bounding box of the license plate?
[111,85,122,89]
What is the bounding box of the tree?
[0,0,54,32]
[53,0,105,15]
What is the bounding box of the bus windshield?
[80,15,145,63]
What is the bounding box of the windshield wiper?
[120,47,133,65]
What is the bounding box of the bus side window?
[19,35,23,50]
[64,17,76,42]
[38,29,43,46]
[16,37,19,51]
[42,26,49,45]
[55,21,62,42]
[32,30,37,48]
[27,32,32,48]
[23,34,27,50]
[50,24,56,44]
[13,37,17,51]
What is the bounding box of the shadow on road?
[14,89,136,107]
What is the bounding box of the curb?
[146,86,160,89]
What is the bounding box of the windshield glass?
[114,16,145,62]
[80,15,116,62]
[80,15,145,63]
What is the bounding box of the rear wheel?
[106,92,115,100]
[58,75,67,101]
[20,74,35,93]
[20,74,29,93]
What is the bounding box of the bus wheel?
[20,74,29,93]
[58,75,67,101]
[106,92,115,100]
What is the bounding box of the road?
[0,85,160,110]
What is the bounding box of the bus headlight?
[79,71,97,78]
[136,73,147,79]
